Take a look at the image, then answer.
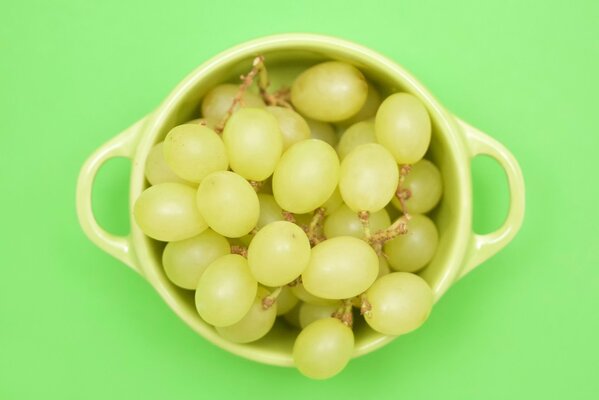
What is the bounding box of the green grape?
[283,303,302,329]
[293,212,313,228]
[201,83,265,122]
[163,124,228,183]
[323,204,390,240]
[336,120,376,160]
[290,284,337,306]
[302,236,378,299]
[196,171,259,238]
[291,61,368,122]
[222,108,283,181]
[378,255,391,278]
[391,159,443,214]
[321,187,343,216]
[338,82,382,127]
[238,193,283,246]
[273,139,339,214]
[384,214,438,272]
[299,303,339,329]
[185,118,217,129]
[306,118,338,147]
[216,287,277,343]
[134,183,207,242]
[267,106,311,150]
[339,143,399,212]
[247,221,311,287]
[162,229,230,290]
[375,93,431,164]
[274,286,299,316]
[144,142,193,186]
[195,254,257,327]
[293,318,354,379]
[364,272,433,335]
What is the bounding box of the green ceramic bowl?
[76,33,525,366]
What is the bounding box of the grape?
[283,303,302,329]
[323,204,390,240]
[290,284,337,306]
[273,286,299,315]
[247,221,311,287]
[185,118,217,129]
[216,287,277,343]
[306,118,338,147]
[336,120,376,160]
[222,108,283,181]
[267,106,311,150]
[201,83,264,122]
[196,171,259,238]
[144,142,193,186]
[162,124,228,183]
[299,303,339,328]
[272,139,339,214]
[195,254,257,327]
[293,318,354,379]
[291,62,368,122]
[162,229,230,290]
[239,193,283,246]
[134,183,207,241]
[391,159,443,214]
[302,236,378,299]
[378,255,391,278]
[364,272,433,335]
[338,82,382,126]
[375,93,431,164]
[321,187,343,216]
[384,214,438,272]
[339,143,399,212]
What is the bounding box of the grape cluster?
[135,57,443,379]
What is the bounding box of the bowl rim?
[129,33,471,366]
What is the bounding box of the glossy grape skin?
[302,236,379,299]
[293,318,354,379]
[134,183,207,242]
[321,187,343,216]
[162,229,230,290]
[339,143,399,212]
[306,118,338,147]
[196,171,259,238]
[391,159,443,214]
[290,284,338,306]
[291,61,368,122]
[375,93,431,164]
[239,193,283,246]
[216,287,277,343]
[267,106,311,150]
[299,303,339,329]
[145,142,193,186]
[273,286,299,316]
[201,83,265,122]
[323,204,390,240]
[247,221,311,287]
[195,254,257,327]
[222,108,283,181]
[272,139,340,214]
[336,120,376,160]
[337,82,382,127]
[364,272,434,335]
[163,124,228,183]
[384,214,439,273]
[283,303,302,329]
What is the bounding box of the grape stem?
[395,164,413,218]
[368,216,410,255]
[262,286,282,310]
[230,245,248,258]
[360,294,372,318]
[306,207,326,246]
[358,210,372,241]
[281,210,296,224]
[287,276,302,287]
[333,299,354,328]
[214,55,265,133]
[257,63,293,108]
[248,180,264,192]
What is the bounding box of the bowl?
[76,33,525,366]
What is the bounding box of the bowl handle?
[76,118,146,274]
[457,119,525,279]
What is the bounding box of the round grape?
[391,159,443,214]
[144,142,193,186]
[323,204,390,240]
[384,214,438,273]
[306,118,338,147]
[201,83,264,122]
[267,106,311,150]
[299,302,340,329]
[336,120,376,160]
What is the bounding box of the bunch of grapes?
[135,56,443,379]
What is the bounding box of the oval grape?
[384,214,438,272]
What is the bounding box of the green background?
[1,0,598,398]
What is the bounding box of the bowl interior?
[130,35,470,366]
